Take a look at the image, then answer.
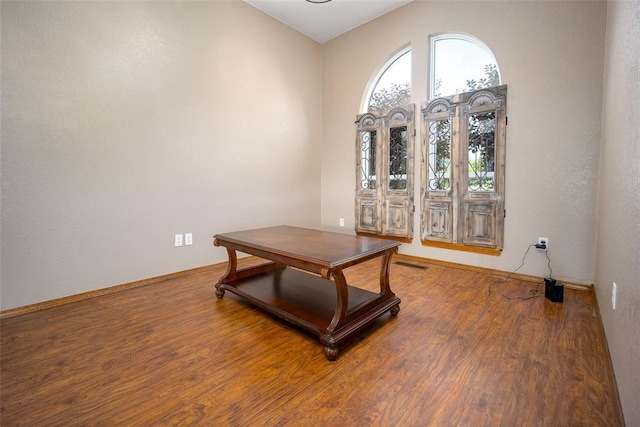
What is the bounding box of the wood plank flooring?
[1,256,623,426]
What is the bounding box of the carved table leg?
[378,248,397,296]
[215,287,225,299]
[324,345,339,361]
[325,268,349,335]
[214,244,238,299]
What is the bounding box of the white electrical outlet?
[537,237,549,250]
[174,234,183,247]
[612,282,617,310]
[339,218,345,227]
[185,233,193,246]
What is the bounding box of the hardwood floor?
[1,256,623,426]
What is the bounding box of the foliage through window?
[468,111,496,191]
[367,49,411,112]
[431,34,500,98]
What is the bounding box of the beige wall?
[2,1,637,423]
[596,1,640,424]
[321,1,606,285]
[0,1,322,309]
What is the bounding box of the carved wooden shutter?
[421,97,457,243]
[459,86,507,249]
[355,105,415,240]
[355,113,381,234]
[381,106,414,239]
[421,86,507,250]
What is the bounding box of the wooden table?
[213,226,401,360]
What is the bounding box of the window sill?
[356,232,412,244]
[421,240,501,256]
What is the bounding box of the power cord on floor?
[544,248,553,279]
[493,244,553,300]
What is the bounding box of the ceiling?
[243,0,414,44]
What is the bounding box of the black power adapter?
[544,278,563,302]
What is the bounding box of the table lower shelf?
[216,266,400,357]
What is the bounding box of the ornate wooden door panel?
[356,199,380,234]
[383,198,411,237]
[423,200,453,241]
[461,199,496,247]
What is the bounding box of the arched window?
[355,47,415,241]
[364,48,411,112]
[354,36,507,251]
[422,34,507,253]
[430,34,500,99]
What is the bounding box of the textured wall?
[596,1,640,424]
[321,1,606,285]
[0,1,322,309]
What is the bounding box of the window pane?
[468,112,496,191]
[368,50,411,112]
[360,130,377,189]
[428,119,452,190]
[432,36,499,98]
[388,126,407,190]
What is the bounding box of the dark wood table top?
[214,225,400,269]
